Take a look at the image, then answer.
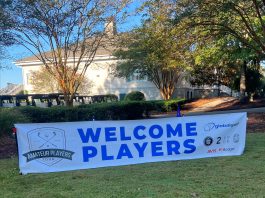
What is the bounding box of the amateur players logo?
[23,127,74,166]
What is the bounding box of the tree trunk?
[239,61,247,102]
[160,87,174,100]
[64,93,74,107]
[217,82,220,97]
[240,61,246,95]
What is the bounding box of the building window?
[126,71,148,82]
[26,73,33,85]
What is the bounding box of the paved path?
[189,97,235,113]
[152,97,265,118]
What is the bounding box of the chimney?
[104,16,117,36]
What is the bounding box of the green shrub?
[78,101,146,120]
[124,91,145,101]
[163,98,186,112]
[0,108,30,137]
[15,101,147,123]
[0,98,185,130]
[144,98,186,112]
[17,106,82,123]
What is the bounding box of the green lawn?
[1,133,265,198]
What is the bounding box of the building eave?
[14,55,118,67]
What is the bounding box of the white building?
[15,22,230,100]
[15,48,231,100]
[16,52,229,100]
[15,51,167,100]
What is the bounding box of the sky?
[0,1,143,88]
[0,46,32,88]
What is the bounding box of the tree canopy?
[0,0,13,47]
[187,0,265,58]
[9,0,130,106]
[3,0,265,101]
[0,0,15,68]
[114,0,192,100]
[179,0,265,98]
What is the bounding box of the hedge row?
[18,101,147,123]
[144,98,186,112]
[0,98,185,137]
[0,108,30,137]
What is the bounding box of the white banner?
[15,112,247,174]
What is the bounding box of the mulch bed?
[213,98,265,111]
[0,136,17,159]
[247,113,265,133]
[209,98,265,132]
